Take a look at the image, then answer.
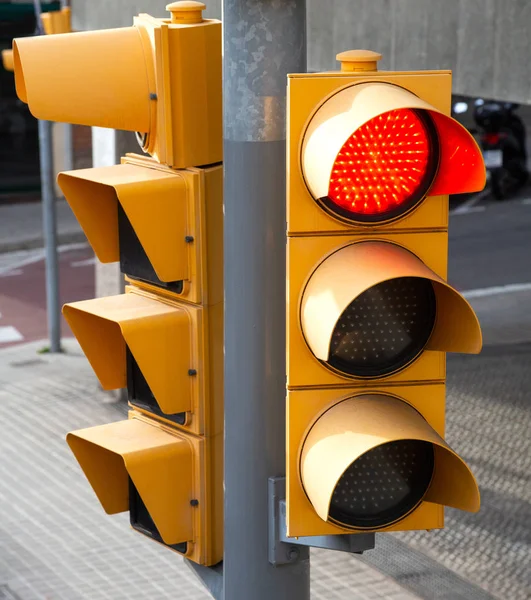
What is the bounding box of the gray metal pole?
[63,123,74,171]
[38,119,61,352]
[223,1,309,599]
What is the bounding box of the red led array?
[328,109,432,218]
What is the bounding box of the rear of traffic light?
[14,2,223,566]
[286,50,486,537]
[40,7,72,34]
[2,7,71,72]
[2,49,13,72]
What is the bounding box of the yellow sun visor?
[301,82,486,200]
[13,26,154,132]
[300,394,480,528]
[58,164,189,282]
[67,418,194,544]
[63,292,198,415]
[301,241,482,361]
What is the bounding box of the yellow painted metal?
[301,82,485,202]
[67,417,195,546]
[58,163,189,283]
[285,52,485,540]
[2,49,13,72]
[13,27,154,133]
[121,155,224,306]
[336,49,382,72]
[167,1,206,24]
[301,241,482,363]
[287,232,454,389]
[301,394,480,528]
[145,10,222,167]
[286,385,448,537]
[13,7,221,169]
[287,70,453,235]
[63,289,204,424]
[41,7,72,35]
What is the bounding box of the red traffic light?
[327,108,437,221]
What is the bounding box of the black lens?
[328,277,436,377]
[129,478,187,555]
[329,440,435,529]
[126,347,186,426]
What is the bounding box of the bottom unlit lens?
[329,439,434,529]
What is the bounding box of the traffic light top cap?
[166,1,206,23]
[336,49,382,72]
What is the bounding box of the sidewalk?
[0,199,85,253]
[0,339,419,600]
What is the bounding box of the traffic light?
[2,49,13,72]
[14,2,223,567]
[13,1,222,169]
[286,50,485,538]
[2,8,71,73]
[40,6,72,34]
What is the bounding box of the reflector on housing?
[300,394,480,530]
[58,164,189,283]
[63,292,197,415]
[301,82,486,223]
[67,418,194,544]
[301,241,482,377]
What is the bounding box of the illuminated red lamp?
[301,83,486,225]
[326,108,438,222]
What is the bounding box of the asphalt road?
[0,243,94,348]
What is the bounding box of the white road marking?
[0,326,24,344]
[0,269,23,277]
[462,282,531,299]
[450,189,490,215]
[0,250,45,276]
[70,257,96,267]
[522,198,531,205]
[0,242,90,276]
[450,205,486,215]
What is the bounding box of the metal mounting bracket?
[268,476,375,566]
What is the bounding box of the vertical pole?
[63,124,74,172]
[223,1,309,599]
[33,0,61,352]
[38,119,61,352]
[32,0,43,34]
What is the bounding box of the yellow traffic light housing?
[10,2,224,567]
[2,49,13,72]
[58,153,223,563]
[58,156,223,306]
[63,288,209,432]
[286,50,485,539]
[40,7,72,35]
[67,413,220,566]
[13,2,222,168]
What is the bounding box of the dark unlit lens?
[329,439,435,529]
[328,277,436,377]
